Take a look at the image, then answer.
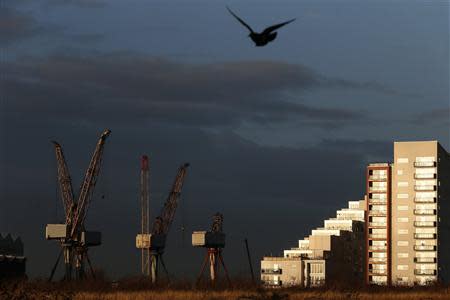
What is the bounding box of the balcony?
[414,233,436,239]
[263,280,282,286]
[369,245,387,251]
[414,185,436,191]
[369,257,388,263]
[414,269,436,276]
[414,209,436,215]
[414,245,436,251]
[369,199,387,205]
[369,175,387,181]
[414,197,436,203]
[261,269,282,275]
[369,222,387,228]
[414,221,436,227]
[414,162,436,167]
[369,234,387,239]
[369,269,387,275]
[369,188,387,193]
[414,257,436,263]
[369,210,387,216]
[414,173,436,179]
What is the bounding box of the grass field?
[1,279,449,300]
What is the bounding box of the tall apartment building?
[365,141,450,286]
[391,141,450,285]
[366,163,392,285]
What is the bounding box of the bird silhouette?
[227,7,295,47]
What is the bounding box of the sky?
[0,0,449,280]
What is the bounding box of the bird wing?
[227,7,254,33]
[262,18,296,34]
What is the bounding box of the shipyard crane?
[46,129,111,281]
[193,213,231,286]
[136,162,189,283]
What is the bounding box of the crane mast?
[138,155,150,276]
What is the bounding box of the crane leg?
[150,253,158,284]
[48,248,63,282]
[75,251,85,280]
[196,251,209,286]
[63,246,72,281]
[209,249,218,285]
[218,251,232,287]
[160,255,170,284]
[85,251,96,279]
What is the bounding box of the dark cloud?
[2,53,369,130]
[43,0,106,8]
[0,0,104,46]
[411,107,450,125]
[0,7,42,45]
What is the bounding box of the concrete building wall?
[391,141,449,285]
[437,143,450,283]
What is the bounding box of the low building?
[261,200,366,287]
[0,233,26,279]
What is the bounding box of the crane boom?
[151,163,189,236]
[52,141,75,225]
[70,129,111,238]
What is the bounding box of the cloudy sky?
[0,0,448,279]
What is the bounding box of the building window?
[398,253,409,258]
[398,182,409,187]
[398,241,409,246]
[397,217,409,223]
[398,229,409,235]
[398,194,409,199]
[397,158,409,164]
[398,205,409,211]
[397,170,404,175]
[310,263,324,274]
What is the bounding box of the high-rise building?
[391,141,450,285]
[366,163,392,285]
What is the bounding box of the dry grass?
[75,288,450,300]
[1,279,449,300]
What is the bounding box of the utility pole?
[244,238,255,283]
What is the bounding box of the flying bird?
[227,7,295,47]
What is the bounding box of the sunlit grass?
[1,279,449,300]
